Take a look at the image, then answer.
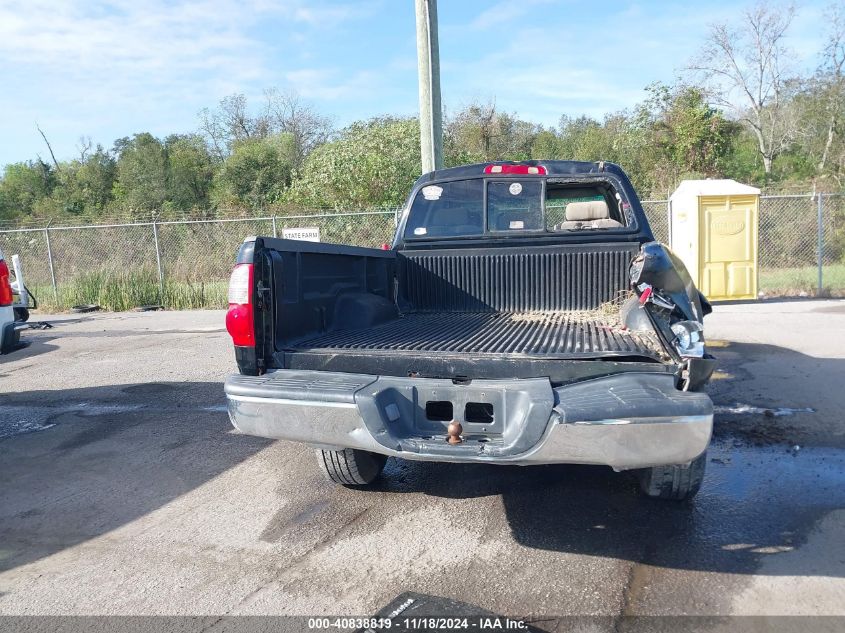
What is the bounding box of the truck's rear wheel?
[637,452,706,500]
[317,448,387,486]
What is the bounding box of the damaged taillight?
[225,263,255,347]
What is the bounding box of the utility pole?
[414,0,443,174]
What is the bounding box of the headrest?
[565,200,610,221]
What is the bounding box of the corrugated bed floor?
[291,312,664,359]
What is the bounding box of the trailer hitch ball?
[447,421,463,445]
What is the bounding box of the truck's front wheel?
[317,448,387,486]
[636,452,707,500]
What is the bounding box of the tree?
[688,2,798,175]
[286,117,420,209]
[199,89,332,167]
[165,134,214,212]
[556,115,618,162]
[264,89,333,169]
[0,160,54,222]
[530,129,562,160]
[445,101,538,162]
[634,83,738,188]
[805,3,845,182]
[212,134,296,210]
[61,146,117,215]
[198,94,269,161]
[112,133,168,213]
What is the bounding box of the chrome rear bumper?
[225,370,712,470]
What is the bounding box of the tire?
[13,307,29,322]
[317,448,387,486]
[637,452,707,500]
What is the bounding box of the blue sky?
[0,0,829,168]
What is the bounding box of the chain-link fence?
[0,211,400,311]
[645,194,845,296]
[1,195,842,312]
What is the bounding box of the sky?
[0,0,831,168]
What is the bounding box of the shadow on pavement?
[374,442,845,578]
[373,340,845,578]
[0,381,271,574]
[0,336,59,365]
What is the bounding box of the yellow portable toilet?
[669,179,760,301]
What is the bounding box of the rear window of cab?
[404,178,626,239]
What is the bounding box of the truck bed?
[253,238,670,379]
[287,310,663,359]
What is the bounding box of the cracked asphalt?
[1,301,844,628]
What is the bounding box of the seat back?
[555,200,623,230]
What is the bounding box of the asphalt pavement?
[1,301,844,628]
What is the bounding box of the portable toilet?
[669,179,760,301]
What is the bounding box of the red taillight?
[0,259,12,307]
[225,263,255,347]
[484,164,547,175]
[380,243,391,250]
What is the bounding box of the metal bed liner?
[288,311,663,359]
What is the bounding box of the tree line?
[1,2,843,227]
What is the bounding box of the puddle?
[201,404,228,412]
[0,419,56,440]
[122,383,177,395]
[0,401,228,440]
[715,403,815,417]
[493,441,845,584]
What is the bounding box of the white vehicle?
[8,252,31,322]
[0,246,26,353]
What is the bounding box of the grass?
[760,263,845,297]
[25,272,228,313]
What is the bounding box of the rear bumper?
[0,313,25,354]
[224,370,712,470]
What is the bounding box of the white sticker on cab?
[422,185,443,200]
[509,182,522,195]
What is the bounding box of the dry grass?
[507,290,635,326]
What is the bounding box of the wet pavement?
[0,302,844,626]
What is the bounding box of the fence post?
[152,220,165,305]
[666,198,672,248]
[272,215,278,238]
[817,193,824,295]
[44,227,58,305]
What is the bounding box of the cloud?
[444,23,648,125]
[0,0,364,79]
[0,0,380,162]
[469,0,560,31]
[292,5,358,27]
[445,1,824,127]
[284,67,381,101]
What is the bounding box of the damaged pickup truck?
[224,161,716,500]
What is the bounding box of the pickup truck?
[224,161,716,500]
